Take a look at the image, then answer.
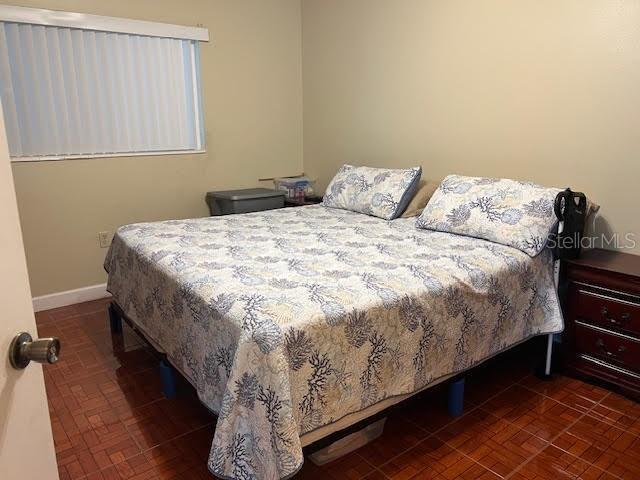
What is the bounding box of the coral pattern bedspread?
[104,205,562,479]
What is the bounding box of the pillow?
[323,164,422,220]
[400,179,441,218]
[416,175,561,256]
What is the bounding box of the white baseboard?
[32,283,111,312]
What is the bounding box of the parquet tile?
[37,300,640,479]
[511,445,608,479]
[356,414,432,466]
[518,375,607,413]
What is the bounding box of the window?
[0,5,208,161]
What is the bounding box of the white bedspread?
[104,205,562,479]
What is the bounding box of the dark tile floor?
[37,299,640,480]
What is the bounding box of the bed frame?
[108,301,179,398]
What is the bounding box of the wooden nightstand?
[562,248,640,399]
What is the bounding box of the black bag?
[553,188,587,260]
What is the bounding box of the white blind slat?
[150,38,173,145]
[79,29,99,154]
[132,35,150,150]
[95,31,117,153]
[0,23,22,155]
[172,39,188,148]
[189,42,202,150]
[86,30,107,153]
[20,25,40,155]
[181,41,196,150]
[34,25,60,154]
[60,27,82,155]
[0,21,203,159]
[6,23,33,155]
[143,36,161,149]
[46,27,71,153]
[114,34,132,152]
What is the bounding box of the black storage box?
[205,188,286,216]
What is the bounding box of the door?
[0,106,59,475]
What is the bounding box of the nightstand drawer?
[563,249,640,399]
[574,322,640,372]
[569,283,640,337]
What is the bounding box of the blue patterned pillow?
[416,175,561,256]
[323,165,422,220]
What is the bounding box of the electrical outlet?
[98,231,112,248]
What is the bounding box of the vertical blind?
[0,21,204,159]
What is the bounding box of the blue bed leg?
[108,303,122,334]
[448,377,465,417]
[160,359,177,398]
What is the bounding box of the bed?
[104,204,563,479]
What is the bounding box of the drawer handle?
[595,338,627,359]
[601,307,631,326]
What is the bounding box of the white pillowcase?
[416,175,561,256]
[323,165,422,220]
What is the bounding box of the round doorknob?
[9,332,60,369]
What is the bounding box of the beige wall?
[6,0,304,296]
[302,0,640,254]
[9,0,640,295]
